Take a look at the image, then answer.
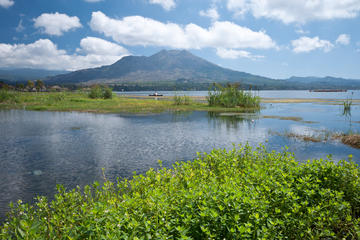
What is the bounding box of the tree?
[36,80,44,91]
[103,86,113,99]
[27,80,34,89]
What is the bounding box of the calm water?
[1,101,360,222]
[116,90,360,99]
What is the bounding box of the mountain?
[46,50,283,88]
[285,76,360,89]
[45,50,360,90]
[0,68,69,82]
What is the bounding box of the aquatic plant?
[173,94,191,105]
[207,83,260,108]
[343,99,352,116]
[1,144,359,239]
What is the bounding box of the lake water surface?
[1,93,360,222]
[116,90,360,99]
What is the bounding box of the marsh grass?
[271,129,360,149]
[343,99,352,116]
[173,94,191,105]
[0,90,19,103]
[262,115,317,124]
[0,92,253,113]
[207,83,260,108]
[1,144,360,239]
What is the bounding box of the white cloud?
[78,37,129,56]
[291,36,334,53]
[199,7,220,21]
[34,12,82,36]
[84,0,103,2]
[216,48,264,60]
[227,0,360,24]
[295,28,309,35]
[90,11,276,51]
[0,38,129,71]
[336,34,350,45]
[0,0,14,8]
[149,0,176,11]
[15,19,25,32]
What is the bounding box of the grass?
[270,129,360,149]
[207,84,260,108]
[343,98,353,116]
[1,144,360,239]
[0,91,258,113]
[338,132,360,149]
[262,115,317,124]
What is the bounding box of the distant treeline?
[2,80,360,91]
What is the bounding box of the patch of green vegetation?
[88,85,113,99]
[173,94,191,105]
[1,144,359,239]
[207,83,260,108]
[262,115,317,124]
[0,92,257,113]
[0,90,19,103]
[343,99,352,116]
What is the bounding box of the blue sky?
[0,0,359,79]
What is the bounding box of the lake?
[115,90,360,99]
[1,91,360,222]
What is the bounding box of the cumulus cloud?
[78,37,129,56]
[149,0,176,11]
[227,0,360,24]
[0,0,14,8]
[216,48,264,60]
[199,7,220,21]
[0,38,129,71]
[90,11,276,51]
[336,34,350,45]
[291,36,334,53]
[34,12,82,36]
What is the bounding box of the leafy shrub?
[88,85,103,99]
[1,145,359,239]
[173,94,191,105]
[207,83,260,108]
[88,85,113,99]
[103,87,113,99]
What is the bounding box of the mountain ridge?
[2,50,360,90]
[46,50,282,88]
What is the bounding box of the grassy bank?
[0,91,260,113]
[1,144,359,239]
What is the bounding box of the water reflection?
[207,112,260,130]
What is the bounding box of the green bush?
[103,86,113,99]
[1,145,360,239]
[88,85,113,99]
[207,83,260,108]
[173,94,191,105]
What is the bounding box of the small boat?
[149,92,163,96]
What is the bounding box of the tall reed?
[207,83,260,108]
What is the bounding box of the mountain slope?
[45,50,360,90]
[46,50,282,87]
[0,68,68,82]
